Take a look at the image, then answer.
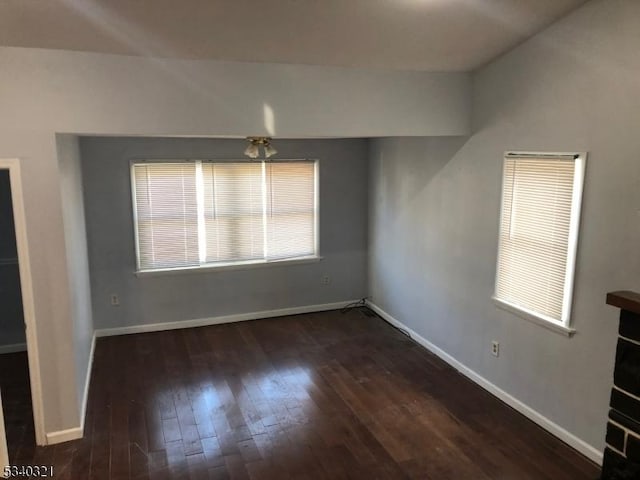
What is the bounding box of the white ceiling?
[0,0,587,72]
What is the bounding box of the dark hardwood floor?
[1,350,36,467]
[1,308,600,479]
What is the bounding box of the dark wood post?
[602,291,640,479]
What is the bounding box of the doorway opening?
[0,168,33,465]
[0,159,45,472]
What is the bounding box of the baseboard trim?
[0,343,27,355]
[45,332,96,446]
[95,300,361,338]
[45,427,83,445]
[366,300,603,466]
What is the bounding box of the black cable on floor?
[340,297,367,314]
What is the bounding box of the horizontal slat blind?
[202,162,264,263]
[495,156,576,322]
[133,163,199,270]
[266,161,316,260]
[132,160,317,271]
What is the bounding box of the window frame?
[130,158,320,276]
[492,151,586,336]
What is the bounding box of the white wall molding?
[96,300,360,338]
[0,343,27,355]
[366,300,603,466]
[79,334,96,434]
[45,332,95,446]
[45,427,83,445]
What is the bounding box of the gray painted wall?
[57,135,94,412]
[368,0,640,454]
[0,170,25,348]
[80,137,368,330]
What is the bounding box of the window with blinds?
[493,153,585,328]
[131,160,317,271]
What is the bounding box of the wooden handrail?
[606,290,640,315]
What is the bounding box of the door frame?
[0,389,7,475]
[0,159,46,451]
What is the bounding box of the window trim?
[130,158,320,274]
[135,255,323,277]
[493,151,586,335]
[492,297,576,337]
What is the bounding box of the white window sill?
[135,255,323,278]
[492,297,576,337]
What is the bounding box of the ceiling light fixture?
[244,137,277,159]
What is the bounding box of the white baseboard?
[95,300,361,338]
[45,332,96,446]
[366,301,603,466]
[45,427,83,445]
[0,343,27,355]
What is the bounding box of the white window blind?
[202,162,265,263]
[132,160,318,271]
[494,154,585,326]
[266,162,316,260]
[132,163,200,269]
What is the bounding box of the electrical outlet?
[321,276,330,285]
[110,294,120,306]
[491,341,500,357]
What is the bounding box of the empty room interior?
[0,0,639,478]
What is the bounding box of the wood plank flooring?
[1,350,35,469]
[1,308,600,479]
